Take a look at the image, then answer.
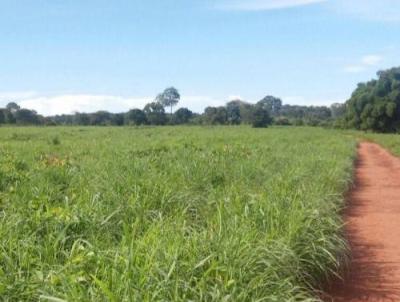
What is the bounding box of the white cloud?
[217,0,400,21]
[361,55,383,66]
[0,93,227,116]
[284,95,344,106]
[179,96,226,112]
[228,95,244,101]
[17,95,152,116]
[217,0,326,11]
[343,65,366,74]
[344,54,384,74]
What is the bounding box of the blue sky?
[0,0,399,115]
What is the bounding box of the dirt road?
[324,142,400,301]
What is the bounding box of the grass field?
[359,132,400,157]
[0,126,356,301]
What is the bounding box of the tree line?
[0,87,345,128]
[342,67,400,132]
[4,67,400,132]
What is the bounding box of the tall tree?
[156,87,180,114]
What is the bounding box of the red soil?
[324,142,400,302]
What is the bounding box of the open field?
[0,126,356,301]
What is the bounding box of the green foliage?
[15,109,41,125]
[203,106,228,125]
[125,109,147,126]
[51,136,61,145]
[251,105,272,128]
[330,103,346,119]
[345,67,400,132]
[143,102,167,125]
[6,102,20,112]
[358,132,400,157]
[0,92,337,127]
[258,96,282,116]
[0,109,6,124]
[274,117,291,126]
[0,126,355,301]
[226,100,242,125]
[172,108,193,124]
[155,87,181,114]
[89,111,113,126]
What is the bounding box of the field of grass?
[0,126,356,301]
[360,132,400,156]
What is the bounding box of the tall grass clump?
[0,126,356,301]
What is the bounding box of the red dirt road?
[325,142,400,302]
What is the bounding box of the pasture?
[0,126,356,301]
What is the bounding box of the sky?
[0,0,399,115]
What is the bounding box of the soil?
[324,142,400,302]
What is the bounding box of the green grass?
[359,132,400,156]
[0,126,356,301]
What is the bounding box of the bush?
[251,106,272,128]
[274,117,291,126]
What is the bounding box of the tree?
[111,113,125,126]
[344,67,400,132]
[4,109,15,124]
[89,111,112,125]
[331,103,346,119]
[14,109,40,125]
[226,100,242,125]
[0,109,6,124]
[125,109,147,125]
[144,102,167,125]
[6,102,20,113]
[251,105,272,128]
[238,102,254,124]
[258,96,282,116]
[277,104,331,125]
[156,87,180,114]
[203,106,228,125]
[274,117,291,126]
[173,107,193,124]
[73,112,91,125]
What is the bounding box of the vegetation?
[0,126,355,301]
[360,132,400,157]
[344,67,400,132]
[0,89,340,127]
[156,87,181,115]
[250,104,272,128]
[6,66,400,133]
